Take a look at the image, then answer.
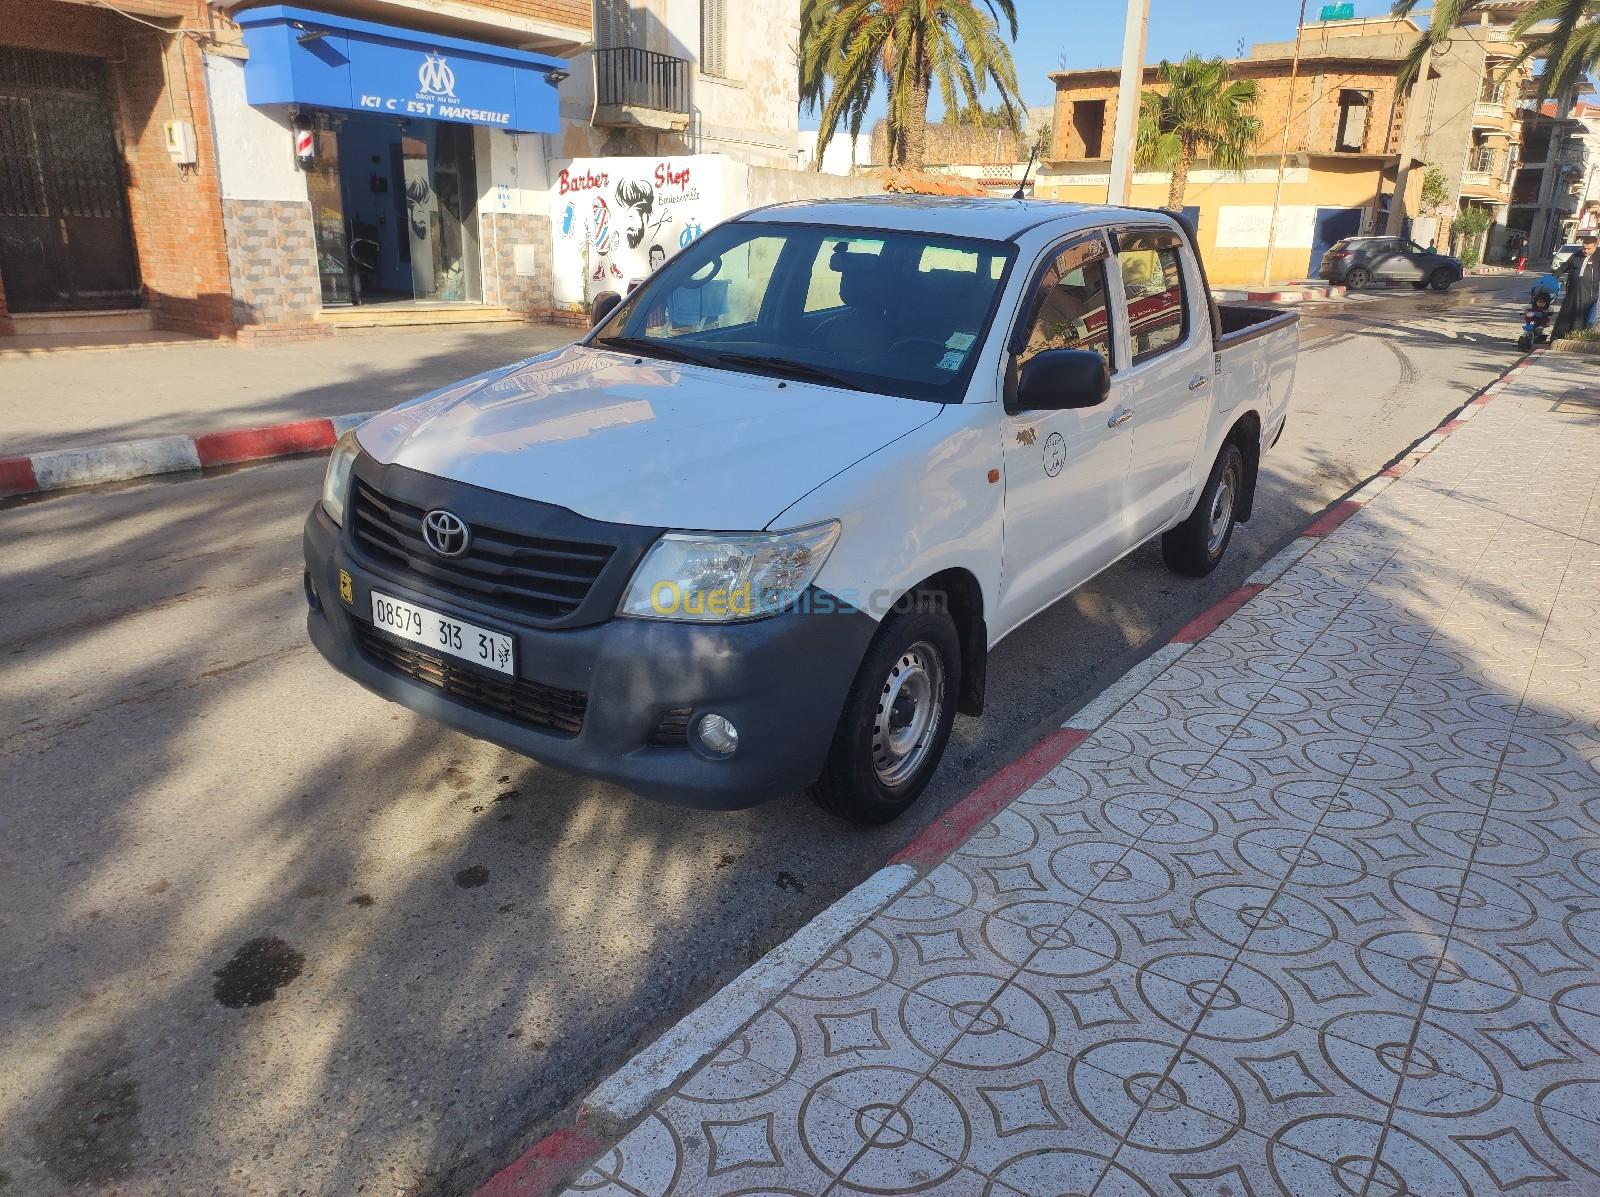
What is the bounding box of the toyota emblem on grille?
[422,509,471,557]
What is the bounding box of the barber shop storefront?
[208,4,568,335]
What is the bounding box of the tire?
[1162,443,1244,578]
[1411,281,1429,290]
[809,605,961,824]
[1430,268,1455,292]
[1345,266,1371,290]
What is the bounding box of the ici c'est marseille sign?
[238,5,564,134]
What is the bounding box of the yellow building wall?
[1037,159,1390,286]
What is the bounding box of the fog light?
[696,713,739,756]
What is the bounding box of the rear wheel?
[809,606,961,824]
[1345,266,1371,289]
[1429,268,1455,292]
[1162,444,1244,578]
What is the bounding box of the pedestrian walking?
[1554,234,1600,337]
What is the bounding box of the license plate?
[369,591,515,675]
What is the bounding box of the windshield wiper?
[710,352,853,388]
[596,336,718,367]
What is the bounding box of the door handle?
[1107,407,1134,428]
[1188,374,1210,391]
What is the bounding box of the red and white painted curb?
[1218,284,1348,304]
[471,349,1543,1197]
[0,411,379,500]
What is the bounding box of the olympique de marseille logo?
[418,53,457,100]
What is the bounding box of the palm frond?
[1133,55,1262,199]
[799,0,1026,168]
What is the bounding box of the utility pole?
[1386,43,1434,235]
[1262,0,1309,284]
[1106,0,1150,204]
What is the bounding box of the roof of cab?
[739,196,1159,242]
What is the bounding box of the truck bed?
[1209,301,1298,456]
[1215,302,1299,348]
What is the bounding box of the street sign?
[1320,3,1355,18]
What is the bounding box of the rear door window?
[1115,242,1187,364]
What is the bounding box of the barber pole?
[294,124,316,170]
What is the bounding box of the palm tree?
[1392,0,1599,100]
[1135,55,1262,210]
[800,0,1024,170]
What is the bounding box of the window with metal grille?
[37,96,125,219]
[701,0,727,77]
[0,96,46,217]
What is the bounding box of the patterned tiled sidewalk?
[566,354,1600,1197]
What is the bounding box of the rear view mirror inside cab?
[1013,348,1110,412]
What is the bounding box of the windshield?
[591,220,1016,402]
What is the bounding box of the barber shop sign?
[549,155,724,306]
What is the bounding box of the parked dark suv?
[1319,236,1463,291]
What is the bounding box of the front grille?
[650,707,692,747]
[350,480,615,622]
[355,623,587,736]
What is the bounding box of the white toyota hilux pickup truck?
[304,198,1296,823]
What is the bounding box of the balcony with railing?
[1472,98,1507,126]
[1461,147,1510,198]
[592,46,691,131]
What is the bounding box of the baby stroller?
[1518,274,1562,351]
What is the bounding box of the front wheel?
[1162,444,1244,578]
[809,606,960,824]
[1430,268,1455,291]
[1345,266,1371,289]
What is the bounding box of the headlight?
[320,430,361,526]
[618,521,841,622]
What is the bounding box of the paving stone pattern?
[564,360,1600,1196]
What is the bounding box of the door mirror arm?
[1008,348,1111,414]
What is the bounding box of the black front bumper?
[303,504,877,809]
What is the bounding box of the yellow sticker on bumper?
[338,569,354,605]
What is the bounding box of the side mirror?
[590,290,622,328]
[1014,348,1110,412]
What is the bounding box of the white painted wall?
[204,54,309,204]
[667,0,799,165]
[798,131,875,175]
[549,0,799,168]
[477,127,555,218]
[1040,165,1312,189]
[1215,205,1319,249]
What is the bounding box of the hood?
[356,344,942,529]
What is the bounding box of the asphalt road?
[0,277,1531,1196]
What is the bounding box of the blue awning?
[237,5,565,133]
